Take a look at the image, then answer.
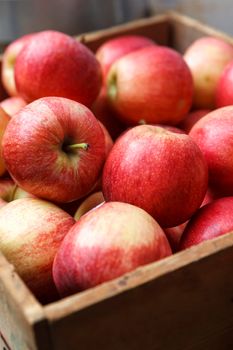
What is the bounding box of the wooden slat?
[168,11,233,52]
[44,232,233,350]
[76,14,171,52]
[0,252,51,350]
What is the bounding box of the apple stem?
[65,143,89,151]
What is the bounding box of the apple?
[179,197,233,250]
[0,106,10,176]
[91,87,126,140]
[0,198,75,302]
[14,30,102,106]
[178,109,211,133]
[107,45,193,125]
[53,201,172,296]
[0,178,15,207]
[74,191,104,220]
[164,222,188,253]
[215,60,233,107]
[189,106,233,197]
[2,97,106,203]
[183,36,233,109]
[96,35,155,84]
[98,120,113,157]
[0,96,27,117]
[102,125,208,228]
[0,60,8,101]
[1,33,35,97]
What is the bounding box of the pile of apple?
[0,29,233,303]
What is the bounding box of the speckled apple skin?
[189,106,233,197]
[53,201,172,296]
[15,30,102,106]
[102,125,208,228]
[0,198,75,302]
[184,36,233,109]
[179,197,233,250]
[107,46,193,125]
[96,35,155,83]
[2,97,106,203]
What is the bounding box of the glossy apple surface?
[189,106,233,196]
[0,198,75,302]
[1,33,35,96]
[0,96,27,117]
[102,125,208,228]
[2,97,106,202]
[74,191,104,220]
[216,61,233,107]
[96,35,155,84]
[53,201,172,296]
[15,30,102,106]
[184,36,233,109]
[179,197,233,250]
[0,107,10,176]
[179,109,211,133]
[107,46,193,125]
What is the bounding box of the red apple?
[189,106,233,196]
[0,96,27,117]
[98,120,113,157]
[2,97,106,203]
[53,201,172,296]
[102,125,208,228]
[178,109,211,133]
[14,30,102,106]
[0,198,75,302]
[179,197,233,250]
[184,36,233,109]
[74,191,104,220]
[164,222,188,253]
[215,60,233,107]
[107,46,193,125]
[96,35,155,84]
[0,106,10,176]
[91,87,126,140]
[1,33,35,97]
[0,60,8,101]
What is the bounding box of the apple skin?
[0,60,8,101]
[179,197,233,250]
[184,36,233,109]
[0,107,10,176]
[53,201,172,296]
[107,45,193,125]
[91,87,126,140]
[102,125,208,228]
[74,191,104,220]
[189,106,233,197]
[96,35,155,84]
[0,96,27,117]
[178,109,211,133]
[1,33,35,97]
[0,178,16,207]
[164,222,188,253]
[2,97,106,203]
[14,30,102,106]
[215,61,233,107]
[0,198,75,302]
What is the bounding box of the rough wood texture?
[76,14,171,52]
[168,11,233,52]
[44,233,233,350]
[0,252,51,350]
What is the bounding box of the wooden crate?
[1,12,233,350]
